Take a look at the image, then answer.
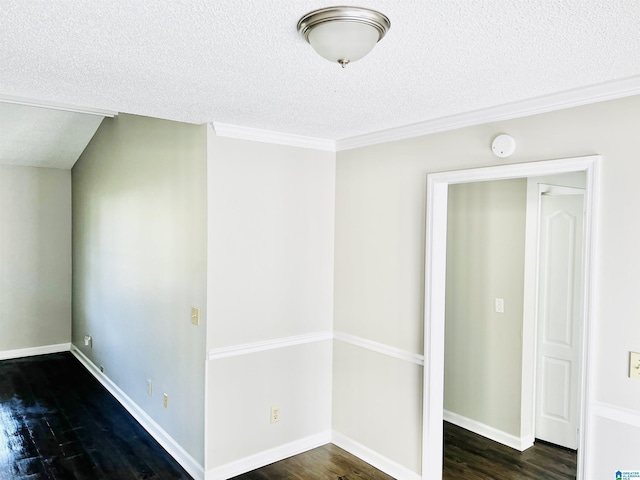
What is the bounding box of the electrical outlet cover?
[270,406,280,424]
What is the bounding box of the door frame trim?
[422,155,600,479]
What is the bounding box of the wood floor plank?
[0,353,191,480]
[232,422,577,479]
[230,444,395,480]
[1,353,578,479]
[444,421,577,480]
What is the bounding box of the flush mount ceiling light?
[297,6,390,68]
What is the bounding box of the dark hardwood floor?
[444,421,577,480]
[0,353,191,479]
[229,443,395,480]
[231,422,577,480]
[0,353,577,480]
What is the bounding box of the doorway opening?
[422,156,600,479]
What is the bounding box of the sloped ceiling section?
[0,102,112,170]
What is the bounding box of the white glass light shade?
[297,7,390,67]
[307,21,380,65]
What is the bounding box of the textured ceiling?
[1,0,640,141]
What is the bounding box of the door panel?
[543,210,577,345]
[535,189,584,450]
[541,357,571,420]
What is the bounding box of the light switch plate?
[191,307,200,326]
[630,352,640,380]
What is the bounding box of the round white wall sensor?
[491,134,516,158]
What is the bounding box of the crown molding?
[0,94,118,117]
[212,76,639,152]
[212,122,336,152]
[336,74,640,151]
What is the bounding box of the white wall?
[72,114,207,467]
[332,339,424,473]
[444,179,527,437]
[205,130,335,475]
[0,165,71,353]
[334,94,640,477]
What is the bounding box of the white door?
[535,185,584,450]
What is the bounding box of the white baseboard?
[444,410,534,452]
[205,431,331,480]
[0,342,71,360]
[332,431,421,480]
[70,345,204,480]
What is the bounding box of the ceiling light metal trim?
[297,6,390,67]
[297,6,391,43]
